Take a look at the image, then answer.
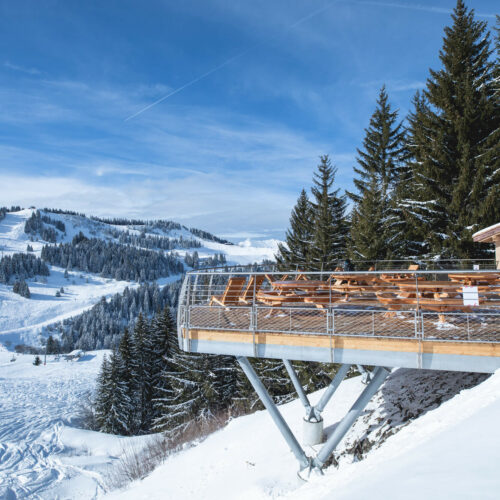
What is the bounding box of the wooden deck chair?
[210,277,246,306]
[239,275,266,304]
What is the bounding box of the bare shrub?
[74,391,99,430]
[107,435,170,489]
[106,409,232,491]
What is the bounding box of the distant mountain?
[0,206,280,349]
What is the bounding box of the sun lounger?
[210,277,247,306]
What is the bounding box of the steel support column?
[356,364,372,384]
[313,363,352,418]
[312,366,391,470]
[282,359,312,415]
[236,356,310,470]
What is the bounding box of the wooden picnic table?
[380,274,425,282]
[270,280,326,293]
[448,273,500,285]
[396,280,462,296]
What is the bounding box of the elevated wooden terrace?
[177,263,500,472]
[178,268,500,373]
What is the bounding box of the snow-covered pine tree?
[310,155,348,270]
[94,355,111,430]
[473,15,500,228]
[149,306,176,424]
[118,327,139,433]
[347,86,405,261]
[275,189,314,271]
[153,341,239,438]
[95,351,131,435]
[132,313,154,433]
[13,279,30,298]
[399,1,497,258]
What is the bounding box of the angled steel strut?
[238,356,391,474]
[236,356,311,470]
[283,360,351,422]
[312,366,391,470]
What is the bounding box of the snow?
[473,221,500,239]
[107,370,500,500]
[0,266,136,347]
[201,237,280,265]
[0,350,154,499]
[4,208,499,499]
[1,346,499,499]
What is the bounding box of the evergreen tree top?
[347,85,405,204]
[427,0,494,109]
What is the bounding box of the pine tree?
[400,1,497,258]
[347,86,406,260]
[118,328,139,433]
[94,355,111,429]
[310,156,348,270]
[349,176,386,260]
[275,189,314,271]
[46,335,56,355]
[132,314,154,432]
[149,307,176,424]
[474,15,500,228]
[95,351,131,435]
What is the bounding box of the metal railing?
[178,268,500,345]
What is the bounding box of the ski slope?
[0,348,498,499]
[0,266,138,348]
[0,350,152,499]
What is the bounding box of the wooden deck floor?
[187,305,500,342]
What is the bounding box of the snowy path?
[0,352,111,499]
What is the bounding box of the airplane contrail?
[124,1,339,121]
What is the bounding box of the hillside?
[107,369,499,500]
[0,208,279,348]
[2,347,497,499]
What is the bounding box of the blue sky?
[0,1,497,240]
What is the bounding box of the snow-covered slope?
[0,350,153,499]
[107,370,500,500]
[0,266,138,347]
[1,347,497,499]
[0,208,279,264]
[0,208,278,347]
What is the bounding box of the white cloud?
[4,61,41,75]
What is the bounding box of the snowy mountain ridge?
[0,208,279,348]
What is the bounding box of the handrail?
[187,269,500,276]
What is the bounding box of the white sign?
[463,286,479,306]
[473,264,480,270]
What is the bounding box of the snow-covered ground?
[0,348,498,499]
[0,209,279,265]
[0,267,136,347]
[108,370,499,500]
[0,350,154,499]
